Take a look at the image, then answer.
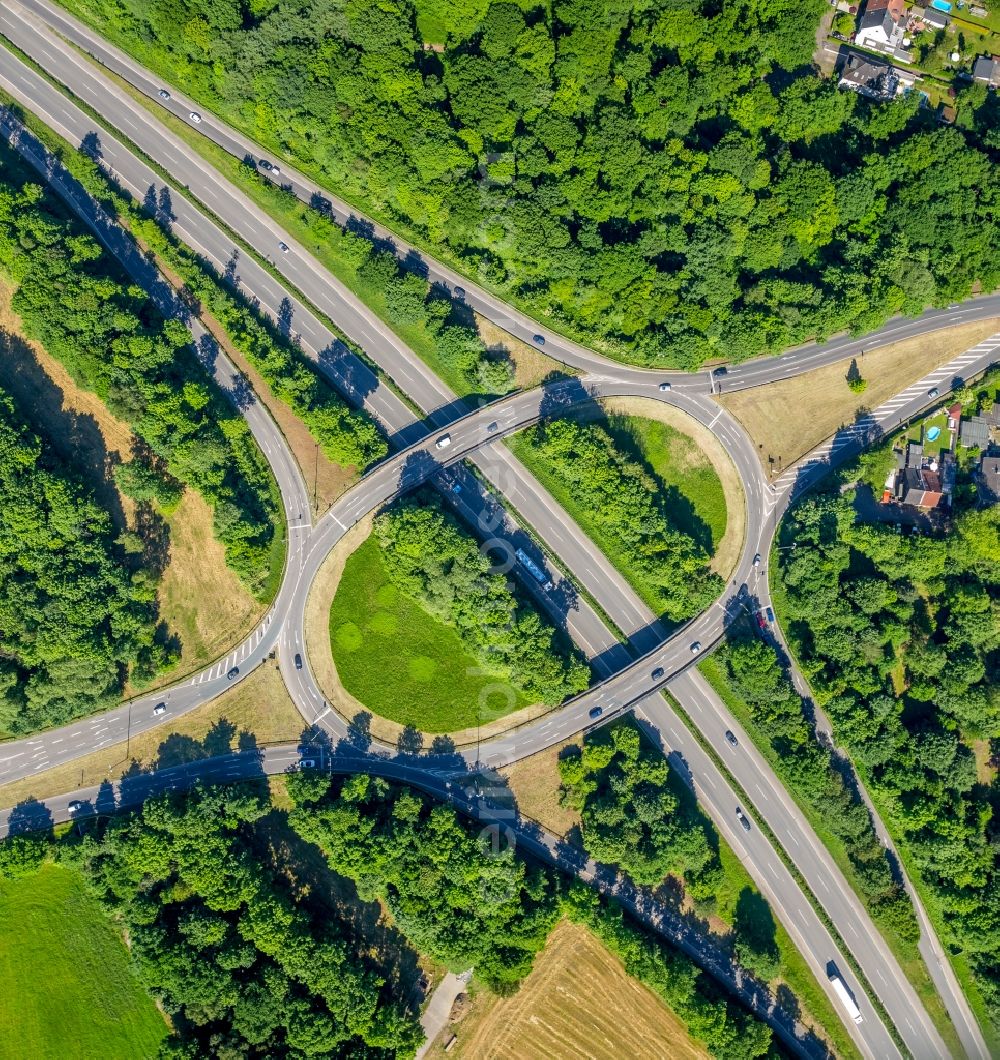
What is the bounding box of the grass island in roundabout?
[308,398,744,742]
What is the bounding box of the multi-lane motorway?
[0,3,997,1055]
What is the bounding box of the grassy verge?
[719,319,1000,475]
[697,653,962,1057]
[329,535,531,733]
[0,863,167,1058]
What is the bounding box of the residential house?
[973,55,1000,87]
[977,450,1000,505]
[947,402,962,430]
[856,0,906,51]
[892,441,949,510]
[839,54,902,98]
[985,402,1000,429]
[960,416,990,449]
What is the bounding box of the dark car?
[226,666,240,680]
[454,286,465,298]
[714,365,728,375]
[766,607,775,623]
[259,159,274,171]
[294,653,303,670]
[725,730,739,748]
[588,706,603,720]
[651,667,664,680]
[736,807,751,832]
[487,421,498,434]
[532,334,545,346]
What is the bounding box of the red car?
[756,610,767,630]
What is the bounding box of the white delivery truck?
[829,971,864,1024]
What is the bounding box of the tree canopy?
[374,490,591,704]
[65,0,1000,366]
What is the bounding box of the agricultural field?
[0,864,166,1059]
[423,919,708,1060]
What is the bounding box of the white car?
[153,702,167,716]
[927,387,939,399]
[435,433,452,450]
[189,111,202,124]
[67,800,83,815]
[658,381,672,392]
[278,241,290,254]
[690,641,702,654]
[158,89,170,100]
[298,759,317,770]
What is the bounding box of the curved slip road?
[1,7,997,1054]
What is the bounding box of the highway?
[0,3,997,1056]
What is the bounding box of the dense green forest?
[287,769,775,1055]
[69,784,423,1055]
[0,148,279,594]
[512,417,721,619]
[0,389,169,735]
[63,0,999,366]
[778,491,1000,1027]
[374,490,591,703]
[707,636,917,941]
[558,721,719,890]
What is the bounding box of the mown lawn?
[329,537,530,731]
[0,864,166,1059]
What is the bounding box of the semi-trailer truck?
[515,548,554,591]
[828,971,864,1024]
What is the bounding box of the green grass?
[508,412,725,619]
[698,649,967,1058]
[329,536,530,731]
[0,863,166,1059]
[622,415,728,549]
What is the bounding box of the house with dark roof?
[838,54,902,99]
[921,5,950,28]
[973,55,1000,88]
[977,451,1000,505]
[985,402,1000,429]
[856,0,906,50]
[960,416,990,449]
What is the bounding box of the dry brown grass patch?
[474,312,573,391]
[424,918,709,1060]
[500,739,581,837]
[0,662,303,808]
[721,321,1000,475]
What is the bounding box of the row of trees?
[66,783,423,1055]
[517,418,721,620]
[713,636,918,941]
[778,489,1000,1025]
[374,490,591,704]
[0,149,279,594]
[0,389,171,735]
[64,0,999,367]
[287,769,776,1056]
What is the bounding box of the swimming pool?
[930,0,952,11]
[927,426,942,441]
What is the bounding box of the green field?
[508,413,726,617]
[0,863,166,1059]
[330,536,530,731]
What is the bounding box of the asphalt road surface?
[1,5,997,1055]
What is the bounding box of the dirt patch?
[720,320,1000,475]
[500,739,581,837]
[0,277,266,689]
[0,661,302,808]
[304,515,554,747]
[474,312,573,391]
[600,396,746,580]
[155,258,357,513]
[424,918,709,1060]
